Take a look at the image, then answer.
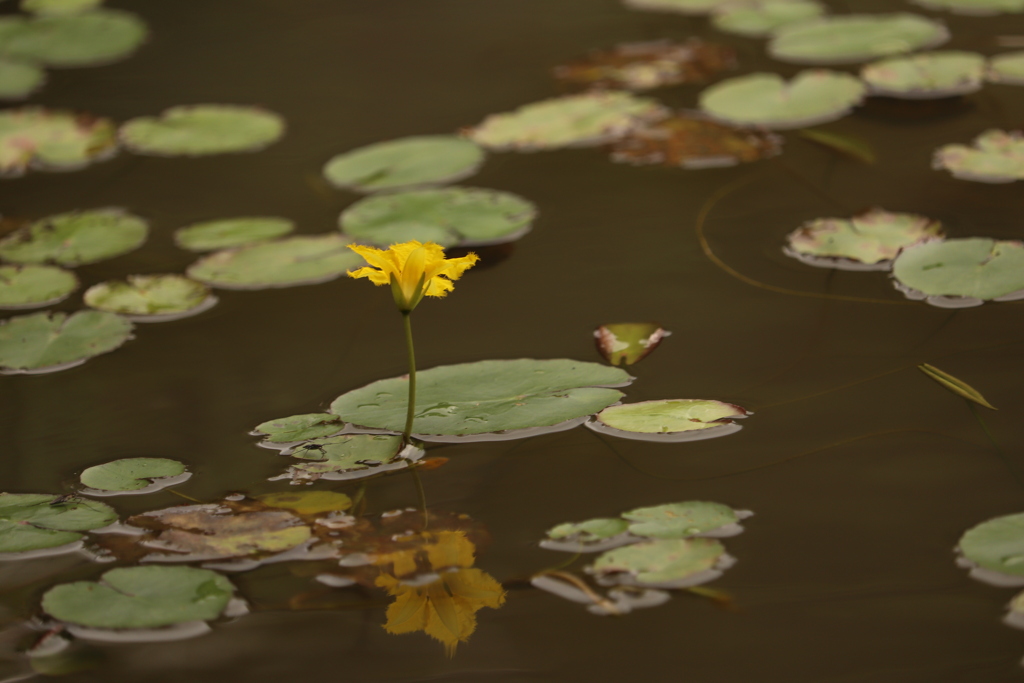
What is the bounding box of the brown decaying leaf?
[612,113,782,168]
[554,39,736,91]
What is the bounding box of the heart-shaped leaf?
[324,136,484,193]
[0,310,134,374]
[120,105,284,156]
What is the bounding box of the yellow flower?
[347,241,479,313]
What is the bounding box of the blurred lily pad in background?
[0,10,147,66]
[958,512,1024,584]
[0,108,117,176]
[594,323,668,365]
[622,0,734,15]
[80,457,190,494]
[589,537,732,588]
[912,0,1024,15]
[120,105,284,156]
[21,0,103,15]
[892,237,1024,304]
[933,129,1024,182]
[861,51,985,98]
[0,310,133,374]
[174,217,295,252]
[769,13,950,64]
[0,208,147,266]
[323,135,485,193]
[611,113,782,168]
[0,493,117,554]
[711,0,825,37]
[0,264,78,309]
[622,501,746,539]
[553,39,735,91]
[0,58,44,99]
[84,274,216,322]
[988,51,1024,84]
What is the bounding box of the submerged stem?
[411,465,428,530]
[402,311,417,443]
[967,399,1024,491]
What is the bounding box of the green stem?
[401,311,417,443]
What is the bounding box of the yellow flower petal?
[347,240,478,311]
[347,265,391,286]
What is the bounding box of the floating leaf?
[257,491,352,516]
[83,275,215,322]
[541,518,634,553]
[553,40,736,91]
[0,493,116,554]
[769,14,950,65]
[174,217,294,252]
[594,323,668,366]
[42,566,234,629]
[959,513,1024,580]
[622,0,735,14]
[0,107,117,177]
[988,51,1024,84]
[784,208,943,269]
[21,0,102,15]
[120,105,284,156]
[464,91,668,151]
[860,51,985,98]
[590,538,729,588]
[588,399,748,442]
[187,234,363,290]
[711,0,825,37]
[330,359,631,441]
[933,129,1024,183]
[0,310,133,375]
[0,58,44,99]
[339,187,536,248]
[0,10,146,66]
[611,113,781,169]
[918,363,997,409]
[912,0,1024,15]
[892,238,1024,303]
[277,434,413,482]
[699,70,866,130]
[323,136,484,193]
[622,502,742,539]
[253,413,345,444]
[0,264,77,309]
[0,208,147,266]
[79,458,189,493]
[797,129,877,164]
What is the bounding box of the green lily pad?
[465,91,668,151]
[187,234,363,290]
[769,14,950,65]
[0,58,44,99]
[590,538,730,588]
[934,129,1024,183]
[0,10,147,67]
[588,399,748,442]
[120,105,284,156]
[0,264,78,309]
[622,0,735,14]
[275,434,412,483]
[42,566,234,629]
[861,51,985,98]
[959,513,1024,580]
[553,40,736,91]
[323,135,484,193]
[0,107,117,177]
[622,502,742,539]
[594,323,668,366]
[711,0,825,37]
[330,359,632,441]
[339,187,536,248]
[0,493,117,555]
[892,237,1024,304]
[79,458,189,494]
[174,217,294,252]
[83,275,215,322]
[784,208,944,269]
[699,70,866,129]
[0,208,147,266]
[988,51,1024,84]
[253,413,345,444]
[540,518,634,553]
[0,310,134,375]
[21,0,103,15]
[912,0,1024,15]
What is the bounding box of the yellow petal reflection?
[348,241,479,312]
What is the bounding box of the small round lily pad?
[83,275,216,322]
[0,208,147,266]
[120,105,284,156]
[79,458,189,494]
[0,58,44,99]
[553,40,736,91]
[861,51,986,98]
[0,493,117,555]
[187,234,363,290]
[0,310,134,374]
[711,0,825,37]
[959,513,1024,580]
[277,434,412,483]
[541,518,635,553]
[911,0,1024,15]
[622,0,735,14]
[594,323,669,366]
[988,51,1024,85]
[253,413,345,444]
[174,217,294,252]
[611,113,782,169]
[622,502,742,539]
[0,264,78,309]
[589,538,730,588]
[0,10,147,67]
[339,186,536,248]
[933,129,1024,183]
[0,107,117,177]
[892,237,1024,304]
[323,136,485,193]
[587,399,748,442]
[699,70,866,129]
[42,566,234,629]
[21,0,103,15]
[769,13,950,65]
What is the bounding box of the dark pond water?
[5,0,1024,680]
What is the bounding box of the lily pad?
[933,129,1024,183]
[611,113,782,169]
[553,40,736,91]
[42,566,234,629]
[0,58,44,99]
[174,217,294,252]
[79,458,189,494]
[699,70,866,129]
[912,0,1024,15]
[594,323,669,366]
[0,493,117,555]
[330,359,631,441]
[784,208,944,269]
[257,491,352,516]
[589,538,730,588]
[892,237,1024,303]
[769,14,950,65]
[622,502,743,539]
[120,105,284,156]
[988,51,1024,84]
[711,0,825,37]
[465,91,668,151]
[588,399,748,443]
[622,0,735,14]
[276,434,413,483]
[0,310,133,375]
[323,136,484,193]
[21,0,102,15]
[861,51,985,98]
[83,275,216,322]
[541,518,634,553]
[187,234,363,290]
[959,513,1024,580]
[0,107,117,176]
[254,413,345,444]
[0,264,78,309]
[0,208,147,266]
[0,10,147,67]
[339,187,536,248]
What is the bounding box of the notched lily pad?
[711,0,825,37]
[0,208,147,266]
[784,208,944,270]
[0,310,133,375]
[589,538,733,588]
[464,91,668,151]
[120,105,284,156]
[594,323,669,366]
[0,492,117,556]
[553,40,736,91]
[274,434,416,483]
[0,58,44,99]
[541,518,633,553]
[0,107,117,176]
[622,0,735,14]
[174,217,294,252]
[958,512,1024,586]
[340,186,536,248]
[83,275,216,322]
[861,51,985,98]
[0,10,147,67]
[933,129,1024,183]
[0,264,78,309]
[912,0,1024,15]
[892,237,1024,306]
[612,113,782,169]
[769,13,950,65]
[253,413,345,445]
[330,359,632,441]
[988,51,1024,84]
[622,501,750,539]
[587,399,748,442]
[323,135,485,193]
[79,458,190,495]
